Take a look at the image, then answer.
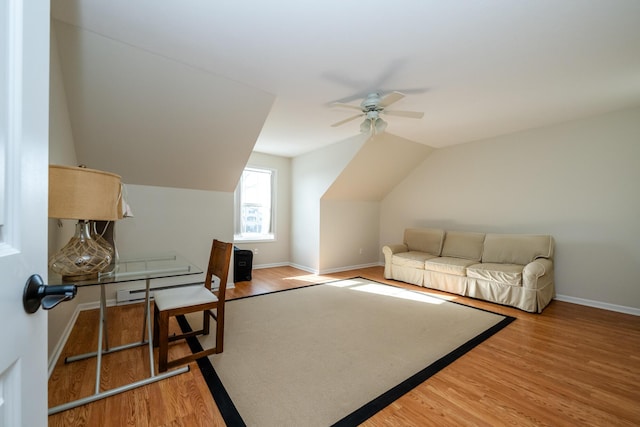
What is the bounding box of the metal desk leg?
[48,366,189,415]
[94,284,106,394]
[142,279,149,342]
[102,284,110,351]
[49,279,189,415]
[144,277,155,377]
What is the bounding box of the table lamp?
[48,165,122,281]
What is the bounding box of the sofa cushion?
[404,228,445,255]
[482,234,554,265]
[441,231,485,261]
[392,251,437,269]
[467,263,524,286]
[425,257,477,276]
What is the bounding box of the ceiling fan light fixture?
[332,91,423,133]
[360,119,371,133]
[374,118,387,133]
[359,117,387,134]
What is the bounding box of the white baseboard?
[554,294,640,316]
[48,306,81,378]
[287,263,318,274]
[274,261,384,276]
[252,262,290,270]
[319,262,383,275]
[47,299,121,377]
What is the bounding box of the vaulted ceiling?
[51,1,640,191]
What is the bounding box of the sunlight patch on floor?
[284,274,336,283]
[325,278,366,287]
[283,273,459,303]
[327,279,446,305]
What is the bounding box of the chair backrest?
[205,240,233,302]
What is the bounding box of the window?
[234,167,275,241]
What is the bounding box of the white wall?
[233,152,291,267]
[291,136,365,272]
[116,185,233,265]
[381,107,640,310]
[47,25,80,359]
[109,184,233,293]
[48,25,78,254]
[320,200,380,272]
[318,133,432,273]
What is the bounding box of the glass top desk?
[48,254,203,415]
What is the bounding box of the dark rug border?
[176,314,246,427]
[177,277,516,427]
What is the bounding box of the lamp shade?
[49,165,122,221]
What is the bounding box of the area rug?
[178,278,515,426]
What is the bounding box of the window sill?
[234,234,275,243]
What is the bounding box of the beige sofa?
[382,228,555,313]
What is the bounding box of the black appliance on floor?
[233,246,253,282]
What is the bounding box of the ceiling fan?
[330,91,424,134]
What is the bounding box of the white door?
[0,1,50,426]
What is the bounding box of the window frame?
[234,166,276,242]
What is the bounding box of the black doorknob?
[23,274,77,314]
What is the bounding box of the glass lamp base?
[49,220,113,281]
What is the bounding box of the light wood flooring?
[48,266,640,426]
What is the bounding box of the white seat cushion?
[466,263,524,286]
[154,284,218,311]
[392,251,438,269]
[424,257,477,276]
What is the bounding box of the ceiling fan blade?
[331,114,363,127]
[331,102,362,111]
[384,110,424,119]
[378,91,405,108]
[392,87,429,95]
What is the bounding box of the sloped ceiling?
[54,21,275,192]
[324,133,434,201]
[51,1,640,160]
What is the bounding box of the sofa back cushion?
[441,231,485,261]
[404,228,445,256]
[482,234,554,265]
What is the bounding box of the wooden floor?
[48,266,640,426]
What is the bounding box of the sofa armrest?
[382,244,408,279]
[523,258,553,289]
[383,244,408,256]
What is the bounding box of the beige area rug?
[179,278,514,427]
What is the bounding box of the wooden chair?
[153,239,233,372]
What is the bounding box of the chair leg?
[215,306,224,353]
[203,309,210,335]
[157,311,170,373]
[153,305,159,348]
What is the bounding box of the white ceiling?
[53,20,275,191]
[52,0,640,158]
